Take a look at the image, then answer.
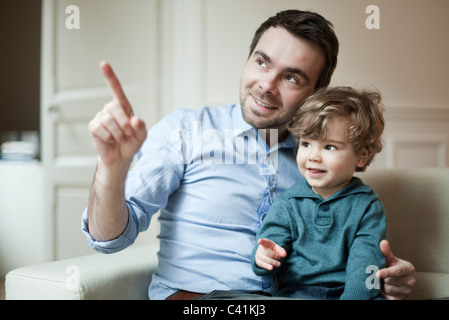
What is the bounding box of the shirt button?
[321,204,330,211]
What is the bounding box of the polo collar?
[291,177,371,201]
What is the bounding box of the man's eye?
[287,75,298,84]
[258,59,266,67]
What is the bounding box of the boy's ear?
[356,148,372,169]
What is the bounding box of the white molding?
[55,156,98,168]
[51,85,142,103]
[382,106,449,168]
[385,106,449,121]
[386,134,447,168]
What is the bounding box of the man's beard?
[240,90,295,130]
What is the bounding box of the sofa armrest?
[5,243,158,300]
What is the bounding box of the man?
[82,10,415,300]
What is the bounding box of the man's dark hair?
[249,10,339,90]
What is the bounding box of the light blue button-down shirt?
[81,104,302,299]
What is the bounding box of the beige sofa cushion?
[359,168,449,299]
[411,272,449,300]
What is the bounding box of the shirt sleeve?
[81,109,190,254]
[80,206,137,254]
[340,197,387,300]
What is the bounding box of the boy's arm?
[340,199,387,300]
[251,201,292,276]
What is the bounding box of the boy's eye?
[325,145,336,151]
[301,141,310,148]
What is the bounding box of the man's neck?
[259,128,288,148]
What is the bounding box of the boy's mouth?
[308,168,326,175]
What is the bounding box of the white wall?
[168,0,449,168]
[45,0,449,156]
[202,0,449,109]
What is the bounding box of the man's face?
[240,27,325,140]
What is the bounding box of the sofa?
[5,168,449,300]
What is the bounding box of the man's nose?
[258,72,279,96]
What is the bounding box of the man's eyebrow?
[253,50,272,64]
[285,67,310,84]
[253,50,310,84]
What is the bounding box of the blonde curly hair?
[289,86,385,172]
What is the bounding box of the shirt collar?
[232,103,253,134]
[232,103,297,150]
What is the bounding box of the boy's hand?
[255,238,287,271]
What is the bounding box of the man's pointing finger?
[100,61,134,117]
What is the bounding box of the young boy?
[251,86,386,300]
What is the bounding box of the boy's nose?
[308,149,322,162]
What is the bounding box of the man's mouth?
[253,95,278,109]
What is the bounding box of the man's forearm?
[87,158,131,241]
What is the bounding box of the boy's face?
[296,117,369,199]
[240,27,324,141]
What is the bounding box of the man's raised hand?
[89,61,147,167]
